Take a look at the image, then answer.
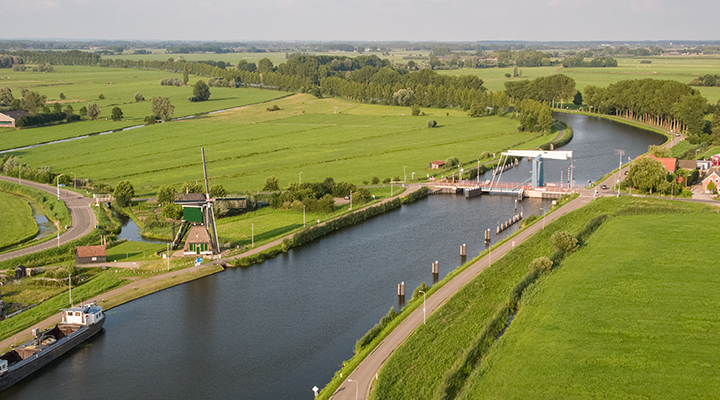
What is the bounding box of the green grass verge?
[460,209,720,399]
[0,191,38,249]
[370,196,717,400]
[0,273,127,341]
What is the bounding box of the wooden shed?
[76,245,107,264]
[430,160,445,169]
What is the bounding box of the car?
[600,184,608,190]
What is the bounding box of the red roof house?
[702,170,720,192]
[429,160,445,169]
[76,245,107,264]
[646,154,677,173]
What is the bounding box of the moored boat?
[0,302,105,392]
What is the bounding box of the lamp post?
[251,223,254,248]
[347,379,358,400]
[541,207,545,230]
[615,149,625,198]
[71,172,76,190]
[419,290,426,325]
[349,191,352,210]
[56,174,65,200]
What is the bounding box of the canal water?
[4,113,665,400]
[29,203,56,239]
[114,212,170,244]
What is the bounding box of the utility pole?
[615,149,625,198]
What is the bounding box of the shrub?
[161,203,183,220]
[427,120,437,128]
[111,107,123,121]
[371,176,380,184]
[355,307,397,353]
[529,256,553,273]
[98,93,105,100]
[383,178,391,184]
[266,104,280,111]
[134,93,144,102]
[411,281,430,300]
[411,105,420,116]
[550,230,579,254]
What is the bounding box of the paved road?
[0,176,96,262]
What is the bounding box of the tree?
[162,203,183,220]
[393,88,414,106]
[626,157,667,194]
[151,97,174,121]
[191,80,211,102]
[53,102,62,113]
[111,107,123,121]
[513,65,519,78]
[20,90,47,113]
[258,58,274,73]
[134,93,144,102]
[492,91,509,114]
[0,87,13,106]
[210,184,226,198]
[86,102,100,120]
[648,145,672,158]
[708,181,716,192]
[79,106,87,117]
[263,176,279,191]
[59,92,66,100]
[98,93,105,100]
[64,104,74,116]
[183,181,204,194]
[157,185,177,205]
[113,180,135,208]
[411,105,421,116]
[573,91,583,106]
[182,66,189,85]
[427,120,437,128]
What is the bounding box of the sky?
[1,0,718,43]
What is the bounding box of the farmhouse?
[429,160,445,169]
[183,225,213,256]
[0,110,30,128]
[702,170,720,193]
[677,160,697,171]
[646,154,677,173]
[76,245,107,264]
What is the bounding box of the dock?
[429,179,570,200]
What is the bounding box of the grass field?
[0,191,38,249]
[371,196,720,400]
[13,94,551,196]
[105,240,167,262]
[460,211,720,399]
[0,65,289,151]
[439,56,720,103]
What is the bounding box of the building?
[429,160,445,169]
[183,225,214,256]
[14,265,27,280]
[646,154,677,173]
[677,160,697,171]
[697,160,712,171]
[76,245,107,264]
[0,110,30,128]
[702,170,720,192]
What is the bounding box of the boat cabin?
[62,303,104,326]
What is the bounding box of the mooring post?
[460,244,466,256]
[398,282,405,297]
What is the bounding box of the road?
[0,176,96,262]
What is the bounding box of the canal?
[4,113,665,400]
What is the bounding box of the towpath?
[0,176,96,262]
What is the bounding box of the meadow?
[439,56,720,103]
[13,94,554,196]
[371,196,720,400]
[0,191,37,249]
[460,211,720,399]
[0,65,289,151]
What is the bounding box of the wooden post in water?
[398,282,406,307]
[485,229,491,243]
[460,244,466,256]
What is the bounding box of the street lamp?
[418,290,426,325]
[349,191,352,210]
[615,149,625,198]
[56,174,65,200]
[347,379,358,400]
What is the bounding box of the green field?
[460,212,720,399]
[439,56,720,103]
[0,191,38,249]
[0,65,289,151]
[371,197,720,400]
[13,94,552,196]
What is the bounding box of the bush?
[161,77,182,86]
[161,203,183,220]
[427,120,437,128]
[111,107,123,121]
[266,104,280,111]
[134,93,144,102]
[383,177,391,184]
[550,230,579,254]
[371,176,380,184]
[355,307,397,353]
[98,93,105,100]
[529,257,553,273]
[411,105,420,116]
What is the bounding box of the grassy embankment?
[13,93,554,196]
[0,65,289,151]
[370,196,719,400]
[0,192,38,250]
[458,207,720,399]
[439,56,720,103]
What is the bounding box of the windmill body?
[170,148,245,256]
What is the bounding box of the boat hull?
[0,319,105,392]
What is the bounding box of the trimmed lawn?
[0,191,38,249]
[460,212,720,399]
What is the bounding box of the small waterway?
[29,203,55,239]
[114,212,170,244]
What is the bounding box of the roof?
[702,171,720,182]
[1,110,30,120]
[186,225,212,243]
[677,160,697,170]
[181,193,206,202]
[647,154,677,172]
[76,245,106,258]
[430,160,445,165]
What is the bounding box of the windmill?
[170,148,245,255]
